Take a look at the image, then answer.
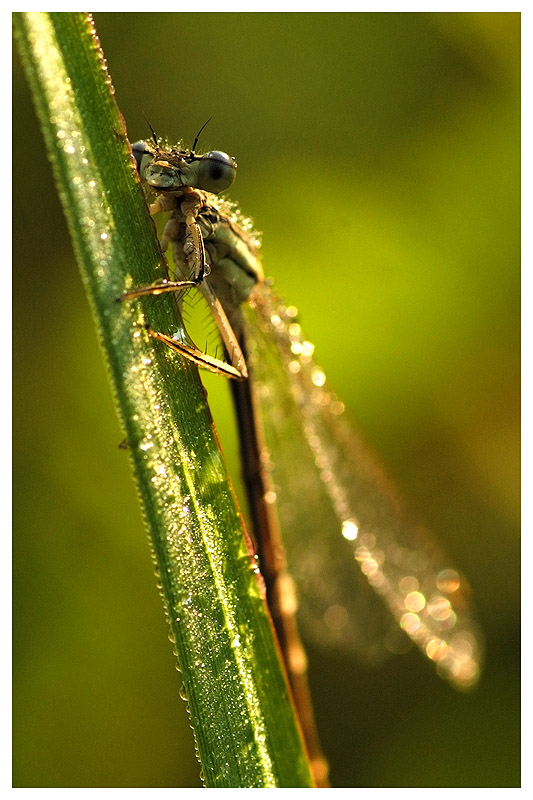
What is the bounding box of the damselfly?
[122,131,482,784]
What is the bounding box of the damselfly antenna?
[191,117,213,155]
[141,111,158,149]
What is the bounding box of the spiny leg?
[118,194,247,379]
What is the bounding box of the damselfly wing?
[241,286,481,687]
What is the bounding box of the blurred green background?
[13,12,520,788]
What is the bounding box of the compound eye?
[131,140,148,170]
[195,151,236,193]
[131,140,153,174]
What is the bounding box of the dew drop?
[437,569,461,594]
[342,519,359,541]
[404,590,426,613]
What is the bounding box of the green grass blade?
[14,11,313,788]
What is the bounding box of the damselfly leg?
[118,187,248,380]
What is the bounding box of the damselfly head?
[132,139,236,195]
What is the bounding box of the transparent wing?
[242,284,482,689]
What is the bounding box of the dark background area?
[13,12,520,788]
